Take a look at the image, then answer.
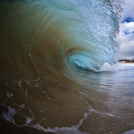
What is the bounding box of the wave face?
[0,0,118,73]
[1,1,134,134]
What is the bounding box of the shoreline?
[119,59,134,64]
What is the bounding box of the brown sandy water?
[0,0,134,134]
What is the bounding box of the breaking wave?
[1,1,133,134]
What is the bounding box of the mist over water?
[0,0,134,134]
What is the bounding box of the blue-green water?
[0,0,134,134]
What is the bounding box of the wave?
[1,1,129,134]
[0,0,119,74]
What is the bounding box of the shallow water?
[0,63,134,134]
[0,0,134,134]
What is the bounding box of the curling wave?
[2,1,133,134]
[0,0,118,74]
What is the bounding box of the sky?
[117,0,134,60]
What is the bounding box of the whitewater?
[0,0,134,134]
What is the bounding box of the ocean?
[0,0,134,134]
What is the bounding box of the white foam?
[18,104,25,109]
[100,63,119,72]
[25,89,28,97]
[32,123,88,134]
[100,62,134,72]
[25,116,34,124]
[7,91,13,98]
[75,112,90,128]
[79,91,88,97]
[34,84,39,87]
[18,79,23,88]
[2,106,16,123]
[31,104,92,134]
[115,63,134,71]
[81,97,115,117]
[122,129,134,134]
